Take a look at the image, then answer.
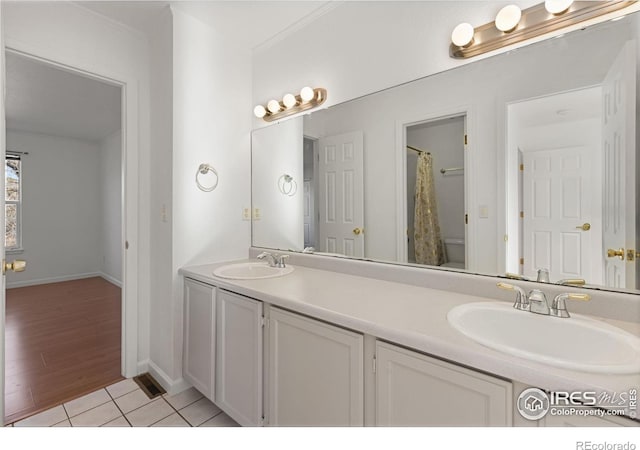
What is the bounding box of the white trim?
[6,272,102,289]
[395,106,475,268]
[99,272,123,288]
[147,359,192,396]
[3,43,138,379]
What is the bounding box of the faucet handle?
[497,282,529,311]
[551,293,591,318]
[278,254,290,268]
[556,278,586,286]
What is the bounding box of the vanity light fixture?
[495,5,522,32]
[254,86,328,122]
[544,0,574,15]
[450,0,635,59]
[451,22,475,47]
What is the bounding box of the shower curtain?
[414,152,444,266]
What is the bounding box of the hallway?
[4,277,122,424]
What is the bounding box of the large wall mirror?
[252,11,640,294]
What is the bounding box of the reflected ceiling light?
[267,99,282,114]
[544,0,574,15]
[282,93,297,109]
[254,87,328,122]
[495,5,522,32]
[451,23,475,47]
[253,105,267,119]
[450,1,635,59]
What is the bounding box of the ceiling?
[509,87,602,129]
[77,1,332,49]
[5,52,122,142]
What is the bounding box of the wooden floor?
[4,277,123,425]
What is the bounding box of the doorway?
[506,87,603,285]
[3,51,125,424]
[405,115,466,268]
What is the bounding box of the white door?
[303,180,314,248]
[602,41,636,289]
[522,146,593,282]
[317,131,364,257]
[216,290,263,427]
[183,278,215,401]
[375,341,512,426]
[267,307,364,426]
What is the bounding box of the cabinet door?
[183,278,215,400]
[268,307,364,426]
[376,341,512,426]
[216,290,263,426]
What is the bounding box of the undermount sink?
[447,302,640,374]
[213,262,294,280]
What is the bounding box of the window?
[5,154,22,251]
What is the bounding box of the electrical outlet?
[253,208,261,220]
[242,208,251,221]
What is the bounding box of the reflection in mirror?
[251,12,639,294]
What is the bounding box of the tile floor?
[6,379,239,427]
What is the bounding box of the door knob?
[607,248,625,260]
[575,223,591,231]
[3,259,26,275]
[352,227,363,236]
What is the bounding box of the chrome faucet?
[527,289,550,315]
[550,293,591,318]
[536,268,550,283]
[257,251,289,268]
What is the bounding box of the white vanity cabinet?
[267,307,364,426]
[183,278,216,400]
[375,341,512,426]
[215,290,264,426]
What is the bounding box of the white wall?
[99,130,122,286]
[147,5,173,387]
[3,1,153,376]
[252,1,539,113]
[252,117,304,251]
[5,130,102,287]
[155,7,252,387]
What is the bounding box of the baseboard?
[147,360,191,396]
[99,272,122,288]
[6,272,103,289]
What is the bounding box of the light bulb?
[300,86,315,102]
[267,99,281,114]
[283,93,297,109]
[253,105,267,118]
[544,0,573,15]
[451,23,474,47]
[495,5,522,32]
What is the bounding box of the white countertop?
[180,259,640,405]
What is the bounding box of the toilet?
[442,238,465,269]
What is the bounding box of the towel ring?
[278,174,297,196]
[196,163,219,192]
